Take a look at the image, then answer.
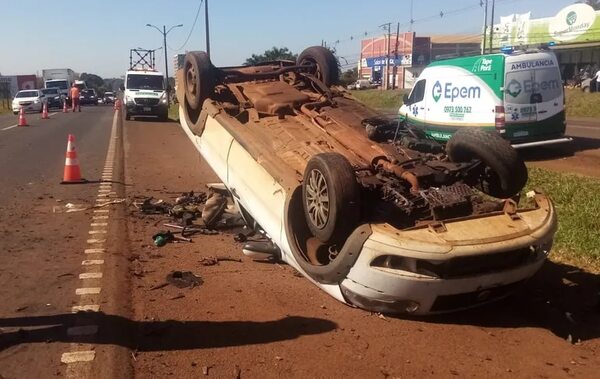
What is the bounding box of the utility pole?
[205,0,211,58]
[146,23,183,105]
[392,22,399,90]
[482,0,488,54]
[489,0,496,53]
[380,22,392,90]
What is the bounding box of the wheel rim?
[301,58,323,82]
[185,64,198,100]
[306,169,329,229]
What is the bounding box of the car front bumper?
[339,194,556,315]
[12,102,42,113]
[126,103,168,116]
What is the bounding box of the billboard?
[489,4,600,48]
[0,75,37,97]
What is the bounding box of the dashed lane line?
[1,124,18,131]
[71,305,100,313]
[79,272,103,279]
[86,239,106,244]
[84,248,105,254]
[90,223,108,227]
[75,287,101,295]
[61,351,96,364]
[88,230,107,235]
[81,260,105,266]
[93,209,109,213]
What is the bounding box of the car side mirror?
[403,94,409,104]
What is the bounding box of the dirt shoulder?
[123,118,600,378]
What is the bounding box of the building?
[485,3,600,80]
[359,33,481,89]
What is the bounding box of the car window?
[16,91,39,98]
[407,79,426,104]
[127,74,164,90]
[505,68,562,104]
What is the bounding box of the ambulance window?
[408,79,426,104]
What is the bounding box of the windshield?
[104,92,114,96]
[127,74,164,90]
[505,67,562,104]
[83,89,96,96]
[16,91,39,98]
[46,80,68,89]
[42,88,59,95]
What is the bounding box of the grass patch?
[349,89,408,113]
[168,103,179,121]
[565,88,600,118]
[526,167,600,269]
[0,101,11,115]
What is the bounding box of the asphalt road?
[0,106,130,378]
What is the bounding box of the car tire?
[125,111,131,121]
[302,153,360,246]
[183,51,214,111]
[13,111,18,115]
[297,46,339,86]
[446,128,528,198]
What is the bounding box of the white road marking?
[2,124,18,131]
[86,239,106,244]
[71,305,100,313]
[61,351,96,363]
[79,272,103,279]
[84,248,105,254]
[49,112,58,116]
[67,325,98,336]
[97,189,111,193]
[81,260,104,266]
[92,215,108,220]
[90,222,108,227]
[76,287,101,295]
[88,230,107,235]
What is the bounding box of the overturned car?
[175,46,557,315]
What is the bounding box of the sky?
[0,0,581,78]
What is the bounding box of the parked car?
[12,89,45,114]
[175,46,557,315]
[41,87,64,109]
[103,91,116,104]
[79,89,98,105]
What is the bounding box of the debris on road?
[199,256,243,266]
[152,231,192,246]
[165,270,203,288]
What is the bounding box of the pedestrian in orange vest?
[70,83,81,112]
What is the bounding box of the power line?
[170,0,204,52]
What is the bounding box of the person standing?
[70,83,81,112]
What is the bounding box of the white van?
[399,50,571,148]
[122,69,169,121]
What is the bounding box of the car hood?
[14,97,40,102]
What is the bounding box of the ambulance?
[399,49,571,148]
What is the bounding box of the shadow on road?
[421,261,600,342]
[520,136,600,162]
[0,314,337,352]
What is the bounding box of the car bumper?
[126,103,168,116]
[12,103,42,112]
[339,194,556,315]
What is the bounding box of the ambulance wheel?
[183,51,214,111]
[297,46,339,86]
[447,128,528,198]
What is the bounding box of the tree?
[579,0,600,10]
[80,73,104,91]
[244,47,297,65]
[339,67,358,86]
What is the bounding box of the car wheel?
[446,128,527,198]
[302,153,360,246]
[183,51,214,111]
[297,46,339,86]
[13,111,18,115]
[125,111,130,121]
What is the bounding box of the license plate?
[513,130,529,137]
[143,107,151,112]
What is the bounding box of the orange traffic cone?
[41,102,49,119]
[18,107,28,127]
[63,101,68,113]
[60,134,87,184]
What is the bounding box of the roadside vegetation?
[0,101,11,115]
[168,102,179,121]
[525,167,600,270]
[565,88,600,118]
[350,89,407,113]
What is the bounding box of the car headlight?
[54,96,60,100]
[125,96,134,104]
[160,93,168,104]
[34,99,40,103]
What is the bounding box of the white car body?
[123,70,168,120]
[12,89,45,114]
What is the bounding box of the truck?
[399,49,571,149]
[42,69,75,98]
[122,49,169,121]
